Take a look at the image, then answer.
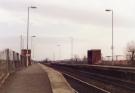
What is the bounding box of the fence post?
[6,49,9,74]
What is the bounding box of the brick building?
[87,49,101,64]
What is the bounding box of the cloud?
[0,0,135,60]
[35,4,135,28]
[0,0,135,28]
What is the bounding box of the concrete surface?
[0,64,53,93]
[39,64,75,93]
[0,73,9,88]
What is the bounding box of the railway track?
[63,72,110,93]
[49,64,135,93]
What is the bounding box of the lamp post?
[105,9,114,63]
[26,6,37,66]
[57,44,61,60]
[20,35,23,53]
[31,35,36,60]
[70,37,73,60]
[20,34,24,54]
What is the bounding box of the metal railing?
[0,49,26,81]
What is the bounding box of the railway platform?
[0,63,74,93]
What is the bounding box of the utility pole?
[70,37,73,60]
[105,9,114,63]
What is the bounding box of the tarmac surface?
[0,64,53,93]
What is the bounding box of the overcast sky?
[0,0,135,60]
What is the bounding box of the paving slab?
[39,63,75,93]
[0,64,53,93]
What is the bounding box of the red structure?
[21,49,31,66]
[87,49,101,64]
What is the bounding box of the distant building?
[87,49,101,64]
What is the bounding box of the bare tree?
[126,41,135,65]
[73,55,80,63]
[82,56,87,63]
